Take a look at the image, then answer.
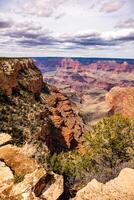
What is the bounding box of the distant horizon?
[0,56,134,60]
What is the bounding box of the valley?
[35,57,134,124]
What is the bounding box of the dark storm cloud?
[59,33,113,47]
[17,36,59,47]
[0,20,12,28]
[66,37,116,46]
[60,31,134,49]
[115,32,134,42]
[1,21,44,39]
[4,31,39,39]
[13,31,134,49]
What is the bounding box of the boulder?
[40,173,63,200]
[0,161,14,199]
[72,168,134,200]
[10,168,46,199]
[0,133,12,146]
[0,145,39,176]
[0,134,64,200]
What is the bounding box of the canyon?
[35,57,134,124]
[0,58,134,200]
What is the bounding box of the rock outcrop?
[0,58,84,152]
[0,133,63,200]
[0,58,43,96]
[72,168,134,200]
[106,86,134,118]
[40,88,83,151]
[0,133,12,146]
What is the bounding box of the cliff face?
[0,59,43,96]
[106,87,134,118]
[0,58,84,153]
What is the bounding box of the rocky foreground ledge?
[0,133,63,200]
[72,168,134,200]
[0,133,134,200]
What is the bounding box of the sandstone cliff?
[0,58,84,153]
[106,86,134,118]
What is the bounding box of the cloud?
[0,15,13,29]
[16,0,65,17]
[55,12,66,20]
[0,2,133,58]
[100,0,125,13]
[0,18,56,49]
[59,30,134,49]
[1,19,49,38]
[1,20,134,50]
[115,32,134,42]
[0,19,59,48]
[18,35,59,47]
[60,32,110,47]
[115,18,134,29]
[0,20,12,28]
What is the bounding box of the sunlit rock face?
[72,168,134,200]
[0,58,43,96]
[106,86,134,118]
[0,134,64,200]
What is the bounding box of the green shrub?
[47,150,96,191]
[85,114,134,168]
[46,114,134,188]
[11,125,25,146]
[14,174,25,184]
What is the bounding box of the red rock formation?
[40,89,84,151]
[106,86,134,118]
[42,58,134,105]
[0,59,43,96]
[89,61,134,72]
[61,58,80,71]
[0,58,84,152]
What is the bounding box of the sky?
[0,0,134,58]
